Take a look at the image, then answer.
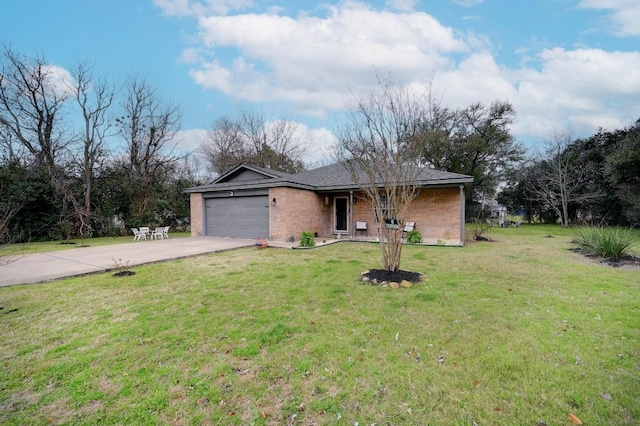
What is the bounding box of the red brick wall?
[190,193,203,236]
[193,186,464,243]
[407,187,463,242]
[350,187,463,242]
[269,187,332,240]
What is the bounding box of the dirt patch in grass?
[361,269,422,284]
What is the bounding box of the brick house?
[186,162,473,245]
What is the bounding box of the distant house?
[185,162,473,245]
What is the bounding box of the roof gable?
[212,164,291,184]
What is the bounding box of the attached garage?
[204,193,269,239]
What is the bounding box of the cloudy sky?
[2,0,639,163]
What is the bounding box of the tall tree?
[0,48,87,237]
[0,48,70,167]
[200,110,307,176]
[418,100,523,209]
[604,119,640,225]
[115,77,182,221]
[335,76,427,272]
[67,62,116,236]
[200,116,246,175]
[0,160,59,242]
[525,132,597,227]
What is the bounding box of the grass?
[2,232,191,255]
[1,225,638,425]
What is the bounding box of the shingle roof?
[287,162,472,189]
[186,162,472,193]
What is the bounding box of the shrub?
[299,231,315,248]
[573,226,638,260]
[469,219,493,241]
[406,230,422,244]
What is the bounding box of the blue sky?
[2,0,639,164]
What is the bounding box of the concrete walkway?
[0,237,260,287]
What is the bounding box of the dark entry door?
[334,197,348,233]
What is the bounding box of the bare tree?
[67,62,116,236]
[0,48,70,168]
[335,75,428,272]
[115,76,182,219]
[0,184,24,266]
[200,116,247,175]
[200,110,307,176]
[0,122,23,163]
[526,132,596,227]
[240,110,307,172]
[0,48,88,237]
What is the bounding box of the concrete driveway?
[0,237,257,287]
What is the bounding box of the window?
[375,195,393,223]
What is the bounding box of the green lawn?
[3,232,191,255]
[1,226,638,425]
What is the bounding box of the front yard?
[1,226,638,425]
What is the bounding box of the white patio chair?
[139,226,151,237]
[355,221,368,236]
[151,226,170,239]
[131,227,146,241]
[150,227,161,239]
[402,222,415,238]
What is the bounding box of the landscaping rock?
[401,280,412,288]
[390,282,400,289]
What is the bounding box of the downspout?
[349,191,354,240]
[200,193,206,237]
[459,185,465,246]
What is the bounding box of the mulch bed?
[570,248,640,270]
[362,269,422,284]
[597,255,640,269]
[113,270,136,277]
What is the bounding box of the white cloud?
[175,128,209,153]
[189,1,468,116]
[433,53,517,108]
[162,0,639,149]
[178,47,202,64]
[578,0,640,37]
[511,47,640,137]
[153,0,253,16]
[385,0,418,12]
[452,0,485,7]
[41,65,76,100]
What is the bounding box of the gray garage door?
[205,196,269,238]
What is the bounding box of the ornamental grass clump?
[573,226,637,261]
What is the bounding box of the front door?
[334,197,348,234]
